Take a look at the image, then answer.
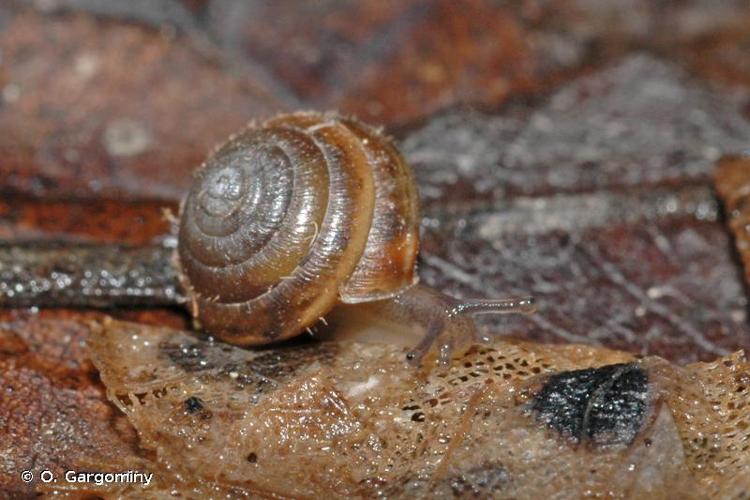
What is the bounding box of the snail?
[177,111,536,365]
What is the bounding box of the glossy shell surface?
[178,112,420,344]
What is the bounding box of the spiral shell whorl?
[178,112,420,345]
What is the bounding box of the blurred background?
[1,0,749,362]
[1,0,748,201]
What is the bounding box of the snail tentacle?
[177,111,535,366]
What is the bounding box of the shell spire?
[177,112,420,345]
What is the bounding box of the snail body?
[178,112,419,345]
[178,111,534,364]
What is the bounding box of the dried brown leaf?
[69,318,750,498]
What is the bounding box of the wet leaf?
[0,316,143,497]
[76,318,750,498]
[409,56,750,363]
[1,2,750,497]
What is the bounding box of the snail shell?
[177,112,420,345]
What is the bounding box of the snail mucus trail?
[177,111,536,366]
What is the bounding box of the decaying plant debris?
[2,56,749,364]
[50,318,745,498]
[2,1,750,498]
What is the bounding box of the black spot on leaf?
[184,396,204,413]
[531,363,649,447]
